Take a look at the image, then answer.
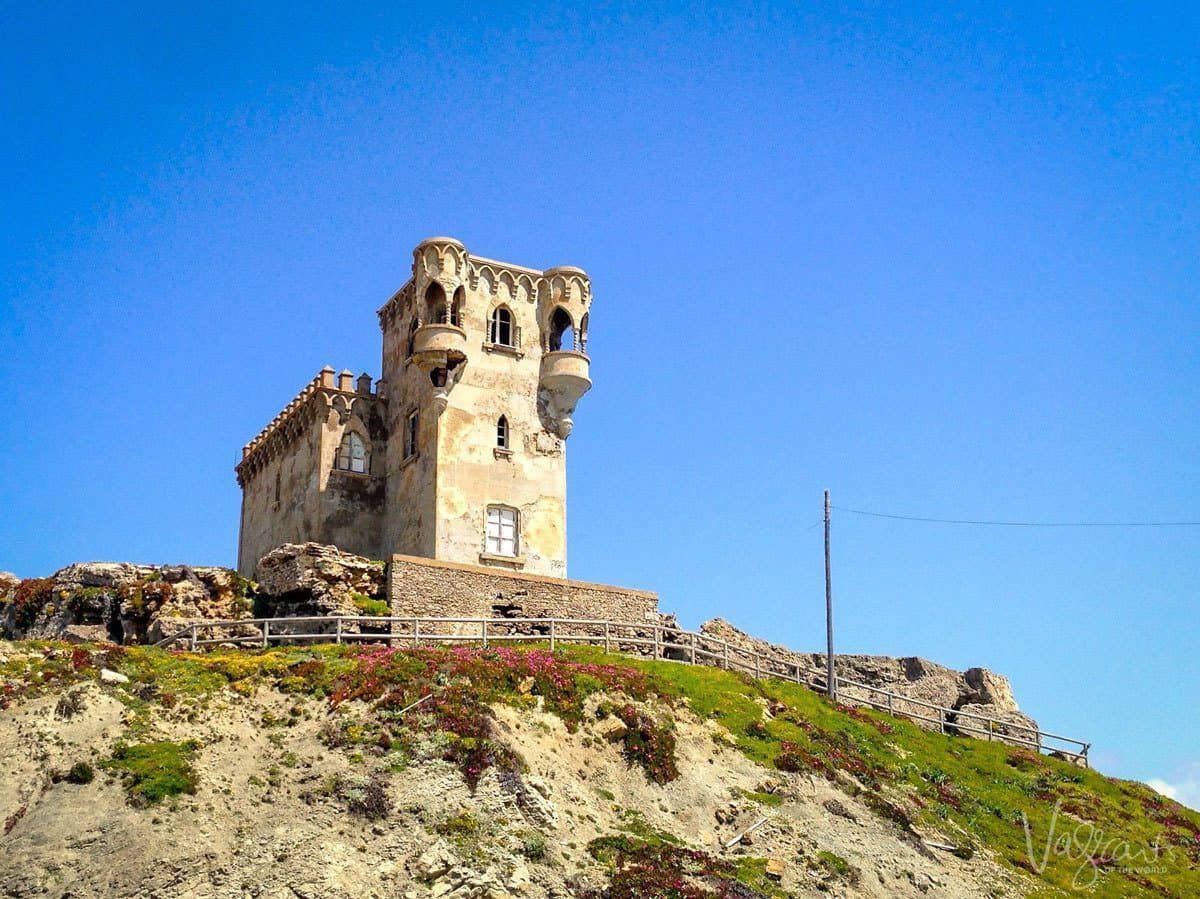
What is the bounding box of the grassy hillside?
[2,640,1197,898]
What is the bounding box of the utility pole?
[824,489,836,701]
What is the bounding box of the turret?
[537,266,592,438]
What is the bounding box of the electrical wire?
[831,506,1200,528]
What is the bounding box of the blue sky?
[1,3,1196,802]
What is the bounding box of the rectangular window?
[404,411,418,459]
[485,506,518,557]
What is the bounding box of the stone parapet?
[236,367,380,487]
[387,553,657,624]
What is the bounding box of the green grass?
[102,740,199,807]
[735,787,784,807]
[350,593,390,617]
[562,645,1200,899]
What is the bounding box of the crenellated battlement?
[235,366,380,486]
[377,237,593,334]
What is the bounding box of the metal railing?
[154,615,1090,766]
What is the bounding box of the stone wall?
[387,553,658,624]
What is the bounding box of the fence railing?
[154,615,1090,766]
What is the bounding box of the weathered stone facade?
[387,554,659,624]
[236,238,593,579]
[237,371,387,572]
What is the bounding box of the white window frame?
[335,432,368,474]
[485,506,519,557]
[489,307,515,347]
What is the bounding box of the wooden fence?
[154,615,1090,766]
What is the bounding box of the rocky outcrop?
[698,618,1038,741]
[254,543,387,617]
[0,544,390,646]
[0,563,254,644]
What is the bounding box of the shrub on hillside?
[102,740,199,807]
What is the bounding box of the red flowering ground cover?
[327,646,669,787]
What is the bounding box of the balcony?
[540,350,590,392]
[410,323,468,372]
[539,351,591,438]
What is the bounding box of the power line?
[831,505,1200,528]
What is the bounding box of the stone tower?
[235,237,593,578]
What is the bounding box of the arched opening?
[496,415,510,449]
[489,306,514,347]
[424,282,447,324]
[451,286,465,327]
[335,432,368,474]
[579,312,589,353]
[549,307,574,352]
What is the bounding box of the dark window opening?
[404,411,418,459]
[406,317,418,356]
[496,415,510,449]
[424,282,447,324]
[549,306,574,352]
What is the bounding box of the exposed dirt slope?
[0,641,1195,899]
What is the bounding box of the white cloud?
[1145,769,1200,812]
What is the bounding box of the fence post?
[987,718,993,741]
[482,619,488,649]
[550,619,556,651]
[887,692,893,716]
[336,617,343,644]
[754,652,761,680]
[652,625,659,660]
[189,625,197,652]
[690,632,697,665]
[604,622,611,654]
[262,620,270,648]
[723,642,730,671]
[413,618,419,647]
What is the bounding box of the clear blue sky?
[1,3,1196,802]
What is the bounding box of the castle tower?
[235,237,592,578]
[375,237,592,577]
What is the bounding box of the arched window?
[549,307,574,352]
[335,432,368,474]
[450,286,465,327]
[496,416,509,449]
[579,312,589,352]
[406,317,418,357]
[489,307,514,347]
